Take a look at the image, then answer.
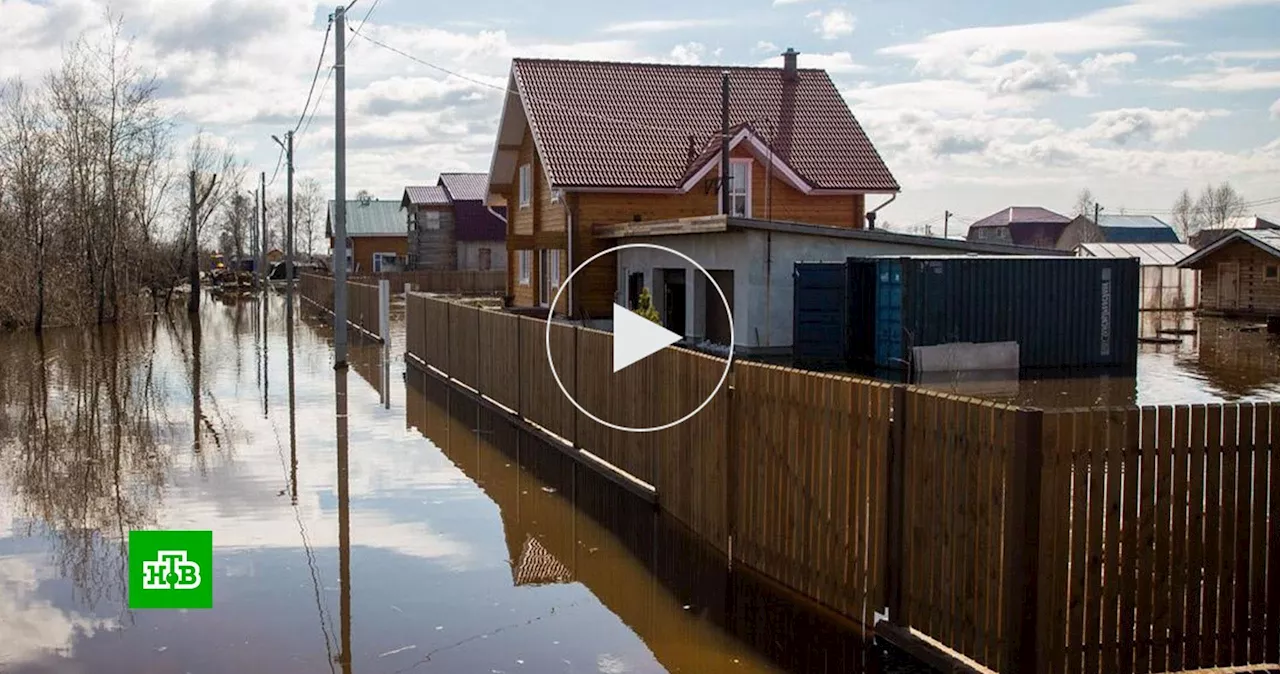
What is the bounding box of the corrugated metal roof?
[1078,242,1194,266]
[326,199,406,237]
[1097,214,1171,229]
[438,173,489,201]
[403,186,450,207]
[970,206,1071,228]
[1177,228,1280,268]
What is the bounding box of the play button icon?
[612,303,682,373]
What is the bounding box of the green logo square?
[128,530,213,609]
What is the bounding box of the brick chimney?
[781,47,798,82]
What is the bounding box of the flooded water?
[913,313,1280,408]
[0,291,921,673]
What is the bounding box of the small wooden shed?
[1177,229,1280,318]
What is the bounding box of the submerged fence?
[405,292,1278,674]
[299,273,386,342]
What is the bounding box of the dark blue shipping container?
[792,262,848,369]
[794,256,1141,376]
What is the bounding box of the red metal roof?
[970,207,1071,228]
[511,58,899,192]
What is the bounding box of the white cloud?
[668,42,707,65]
[1169,66,1280,91]
[1271,97,1280,119]
[760,51,867,73]
[600,18,730,34]
[754,40,779,54]
[0,556,118,667]
[1078,107,1229,145]
[807,8,855,40]
[773,0,814,5]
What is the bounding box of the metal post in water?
[332,4,349,368]
[378,279,390,347]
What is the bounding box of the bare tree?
[184,132,245,312]
[296,177,324,257]
[1170,189,1199,242]
[1073,188,1096,218]
[0,80,56,331]
[1195,182,1248,231]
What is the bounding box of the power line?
[349,29,695,136]
[347,0,382,49]
[300,66,334,138]
[294,18,334,134]
[266,146,285,188]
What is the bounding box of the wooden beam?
[593,215,730,239]
[497,143,521,152]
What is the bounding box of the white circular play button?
[544,243,734,434]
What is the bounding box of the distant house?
[485,49,901,320]
[1058,214,1181,249]
[326,195,407,274]
[402,173,508,272]
[1189,215,1280,249]
[1178,229,1280,318]
[1076,242,1198,312]
[966,207,1071,248]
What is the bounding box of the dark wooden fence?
[404,293,1279,674]
[299,272,382,341]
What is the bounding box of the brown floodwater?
[912,313,1280,408]
[0,291,923,674]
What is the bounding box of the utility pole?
[1094,202,1102,225]
[188,171,199,314]
[260,171,267,290]
[252,188,260,287]
[273,130,296,324]
[333,4,349,368]
[944,210,952,239]
[720,72,731,218]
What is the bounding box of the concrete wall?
[457,240,507,271]
[617,229,1007,353]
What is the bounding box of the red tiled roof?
[438,173,489,202]
[511,58,898,192]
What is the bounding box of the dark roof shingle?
[438,173,490,201]
[970,206,1071,229]
[511,58,898,191]
[403,186,450,207]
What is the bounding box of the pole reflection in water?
[192,316,203,454]
[263,287,270,417]
[380,345,391,410]
[287,310,299,505]
[335,367,353,674]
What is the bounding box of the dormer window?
[726,159,751,218]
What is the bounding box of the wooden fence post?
[884,385,908,625]
[1003,408,1045,673]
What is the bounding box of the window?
[479,248,492,272]
[519,164,532,208]
[373,252,398,273]
[1267,265,1278,281]
[517,250,531,285]
[420,210,441,230]
[722,159,750,217]
[540,249,561,306]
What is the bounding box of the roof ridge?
[512,56,823,72]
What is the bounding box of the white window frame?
[519,164,532,208]
[539,249,561,307]
[420,210,441,231]
[719,158,752,218]
[373,252,397,273]
[517,250,531,285]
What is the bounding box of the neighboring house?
[1190,215,1280,249]
[402,173,509,272]
[1058,214,1181,249]
[485,50,900,319]
[1076,242,1198,313]
[966,207,1071,248]
[1177,229,1280,318]
[600,214,1061,354]
[326,196,408,274]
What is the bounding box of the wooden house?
[402,173,508,272]
[484,49,900,319]
[1177,229,1280,318]
[966,207,1071,248]
[326,195,407,274]
[1189,215,1279,249]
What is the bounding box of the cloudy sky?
[2,0,1279,232]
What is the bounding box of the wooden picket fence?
[299,272,383,342]
[404,293,1279,674]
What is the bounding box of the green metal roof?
[326,199,406,237]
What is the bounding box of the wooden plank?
[1170,405,1191,671]
[1268,403,1280,664]
[978,402,996,668]
[1067,410,1090,674]
[1248,403,1269,665]
[1153,405,1174,673]
[1052,410,1075,674]
[1137,405,1158,674]
[871,385,888,621]
[1233,403,1254,663]
[1202,404,1224,665]
[966,397,981,661]
[1085,409,1107,674]
[1184,404,1208,670]
[836,379,854,618]
[1102,409,1123,674]
[1036,410,1060,674]
[1218,404,1239,666]
[920,392,937,636]
[942,396,958,649]
[1116,408,1139,674]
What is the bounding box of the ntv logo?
[129,530,213,609]
[142,551,202,590]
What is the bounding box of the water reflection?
[405,367,910,674]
